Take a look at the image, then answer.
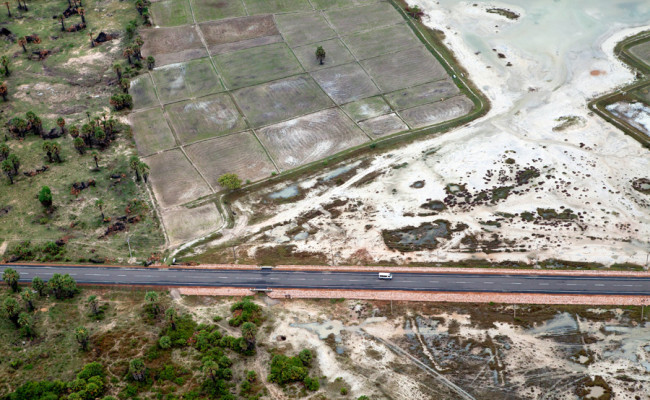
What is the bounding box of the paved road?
[1,264,649,296]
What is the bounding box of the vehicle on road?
[378,273,393,280]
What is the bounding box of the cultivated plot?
[385,79,460,110]
[151,58,224,104]
[162,203,222,246]
[165,93,247,144]
[130,74,159,110]
[341,96,392,122]
[358,113,407,137]
[311,0,379,9]
[343,23,421,60]
[325,1,402,35]
[242,0,311,15]
[361,46,448,92]
[144,149,212,208]
[257,108,369,170]
[292,38,356,71]
[274,12,337,47]
[199,15,281,54]
[149,0,192,27]
[629,41,650,66]
[190,0,247,23]
[400,96,474,128]
[311,62,380,104]
[234,74,333,127]
[213,42,304,89]
[140,25,207,66]
[184,131,277,185]
[129,108,178,156]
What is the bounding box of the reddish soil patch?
[590,70,606,76]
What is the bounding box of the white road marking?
[85,274,109,276]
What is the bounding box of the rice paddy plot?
[341,96,392,122]
[358,113,407,137]
[257,108,369,170]
[184,131,278,185]
[199,15,281,54]
[162,203,222,246]
[145,149,212,208]
[130,74,159,110]
[242,0,311,15]
[292,39,356,71]
[274,12,337,47]
[310,62,380,104]
[234,74,333,127]
[140,26,207,66]
[631,84,650,104]
[311,0,378,10]
[325,2,402,35]
[190,0,247,23]
[385,79,460,110]
[361,46,448,92]
[214,42,304,89]
[400,96,474,128]
[165,93,247,144]
[343,23,421,60]
[629,41,650,67]
[130,108,178,156]
[149,0,192,27]
[152,58,224,104]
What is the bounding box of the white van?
[378,273,393,280]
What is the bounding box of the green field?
[325,1,402,34]
[385,79,460,110]
[311,62,381,104]
[190,0,247,22]
[213,42,304,89]
[242,0,311,14]
[165,93,247,144]
[341,96,393,122]
[151,58,224,104]
[343,23,421,59]
[292,38,356,71]
[275,12,337,47]
[150,0,193,27]
[129,108,178,155]
[130,74,160,110]
[233,74,333,127]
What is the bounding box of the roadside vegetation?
[0,0,164,263]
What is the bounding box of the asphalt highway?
[1,264,649,296]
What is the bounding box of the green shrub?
[165,314,197,347]
[229,297,262,327]
[304,376,319,391]
[299,349,313,366]
[159,336,171,349]
[341,387,348,395]
[268,354,308,384]
[77,362,104,380]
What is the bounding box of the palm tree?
[165,307,177,330]
[75,326,89,350]
[59,14,66,32]
[123,47,134,64]
[32,276,45,296]
[203,360,218,382]
[129,359,146,381]
[42,141,53,163]
[95,199,105,220]
[241,322,257,350]
[93,127,106,147]
[130,156,141,181]
[78,7,85,23]
[119,78,130,93]
[0,143,9,160]
[146,56,155,70]
[69,125,79,138]
[3,297,20,325]
[2,159,14,184]
[87,295,99,315]
[91,150,99,168]
[18,312,34,337]
[315,46,326,65]
[21,289,35,311]
[113,63,122,80]
[3,1,11,18]
[7,153,19,175]
[18,37,26,52]
[51,142,62,163]
[0,81,8,101]
[3,268,19,292]
[144,291,159,316]
[138,162,150,183]
[1,55,10,77]
[56,117,66,135]
[73,137,85,154]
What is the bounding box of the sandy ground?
[196,0,650,268]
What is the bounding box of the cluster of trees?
[268,349,319,391]
[7,111,45,138]
[1,269,78,338]
[71,113,120,154]
[1,143,20,184]
[6,361,109,400]
[134,0,151,26]
[129,155,150,183]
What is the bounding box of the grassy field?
[311,62,381,104]
[0,0,166,263]
[292,38,355,71]
[190,0,247,22]
[151,58,224,104]
[385,79,460,110]
[343,23,421,59]
[274,12,336,47]
[341,96,392,122]
[130,74,159,110]
[149,0,193,27]
[325,1,402,34]
[358,113,408,136]
[129,108,178,156]
[242,0,311,14]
